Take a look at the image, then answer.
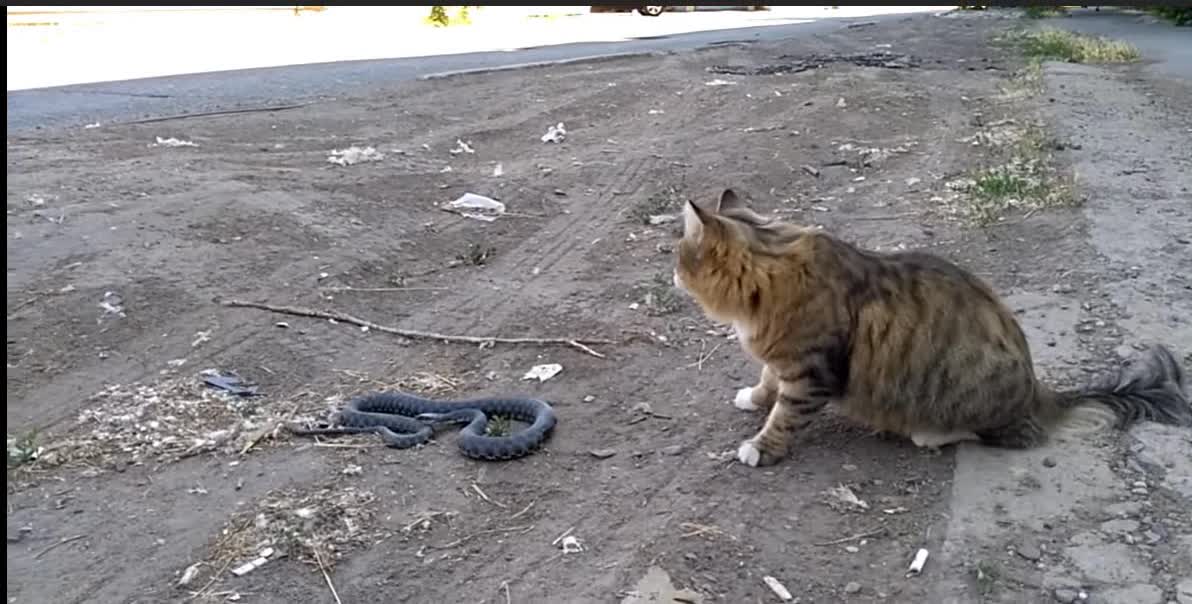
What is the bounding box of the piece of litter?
[648,109,665,115]
[522,363,563,382]
[590,448,617,459]
[152,136,198,148]
[882,507,909,515]
[541,122,566,144]
[275,321,290,329]
[802,165,821,177]
[906,548,929,577]
[201,371,260,397]
[492,163,504,177]
[560,535,584,554]
[342,464,363,476]
[648,214,677,226]
[763,576,793,601]
[327,146,384,166]
[905,176,922,187]
[84,122,102,129]
[825,484,869,510]
[449,139,475,155]
[99,291,126,317]
[446,192,506,222]
[836,97,848,108]
[705,78,738,86]
[230,555,271,576]
[178,562,202,586]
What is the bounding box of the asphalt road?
[6,9,931,134]
[1047,7,1190,81]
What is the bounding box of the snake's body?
[286,392,556,461]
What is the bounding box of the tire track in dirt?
[402,156,658,337]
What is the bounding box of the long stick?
[221,299,612,358]
[121,103,310,125]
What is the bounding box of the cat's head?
[672,188,808,322]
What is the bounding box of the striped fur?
[674,189,1191,467]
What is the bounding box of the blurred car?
[590,6,767,17]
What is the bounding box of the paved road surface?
[1048,7,1191,80]
[6,7,940,133]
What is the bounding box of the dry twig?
[320,286,449,293]
[314,548,343,604]
[510,500,536,520]
[471,484,507,508]
[433,524,534,550]
[814,526,887,546]
[122,103,310,125]
[35,534,87,559]
[221,299,613,358]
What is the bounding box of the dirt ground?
[6,10,1189,604]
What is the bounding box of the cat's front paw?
[736,440,762,466]
[736,438,784,467]
[732,387,759,411]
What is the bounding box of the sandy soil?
[7,11,1189,604]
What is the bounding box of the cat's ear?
[683,199,709,239]
[714,188,744,213]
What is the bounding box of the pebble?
[589,448,617,459]
[1043,456,1058,468]
[1055,589,1080,603]
[660,445,684,456]
[844,582,862,594]
[1016,542,1042,561]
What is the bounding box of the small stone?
[1055,588,1080,603]
[1016,542,1042,561]
[844,581,862,594]
[1043,456,1058,468]
[1101,519,1140,534]
[589,448,617,459]
[660,445,684,456]
[1176,577,1192,604]
[1116,344,1135,359]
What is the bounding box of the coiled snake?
[285,391,557,461]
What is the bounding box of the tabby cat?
[673,188,1190,467]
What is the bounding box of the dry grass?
[953,123,1078,226]
[1017,27,1140,63]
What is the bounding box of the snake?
[285,391,557,461]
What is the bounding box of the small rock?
[660,445,684,456]
[589,448,617,459]
[1101,519,1140,534]
[1043,456,1057,468]
[1016,542,1042,561]
[1055,588,1080,603]
[1115,344,1135,359]
[1176,577,1192,604]
[844,582,862,594]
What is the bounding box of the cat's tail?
[1049,344,1190,437]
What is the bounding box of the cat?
[673,188,1191,467]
